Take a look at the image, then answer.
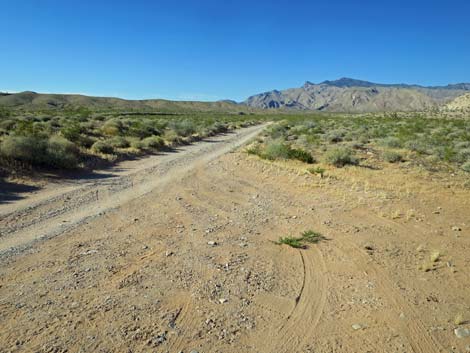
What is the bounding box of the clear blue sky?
[1,0,469,101]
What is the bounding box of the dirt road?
[1,125,470,353]
[0,125,266,254]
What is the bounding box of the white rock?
[352,324,362,330]
[455,327,470,338]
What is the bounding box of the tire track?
[265,246,328,353]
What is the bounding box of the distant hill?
[0,91,251,113]
[445,93,470,111]
[243,78,470,112]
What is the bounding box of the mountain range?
[243,78,470,112]
[2,78,470,113]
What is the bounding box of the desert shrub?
[288,147,315,163]
[142,136,165,149]
[164,130,184,146]
[45,136,79,168]
[246,143,262,156]
[128,120,160,138]
[266,123,289,139]
[209,122,228,134]
[0,119,16,131]
[461,161,470,173]
[128,138,145,150]
[168,120,196,137]
[405,140,430,154]
[454,141,470,149]
[324,147,358,167]
[91,140,114,154]
[379,136,402,148]
[456,148,470,163]
[383,151,403,163]
[0,135,46,164]
[325,129,346,143]
[262,141,292,160]
[0,135,79,168]
[60,123,82,142]
[108,136,130,149]
[101,119,124,136]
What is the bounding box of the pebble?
[219,298,228,304]
[207,241,217,246]
[452,226,462,232]
[352,324,362,330]
[165,250,174,257]
[455,327,470,338]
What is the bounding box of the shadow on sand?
[0,179,40,205]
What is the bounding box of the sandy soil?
[1,126,470,353]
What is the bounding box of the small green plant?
[308,166,325,177]
[275,230,324,249]
[276,236,306,249]
[300,230,323,243]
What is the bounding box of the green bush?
[262,141,292,160]
[379,136,402,148]
[91,140,114,154]
[456,148,470,163]
[128,138,145,150]
[383,151,403,163]
[288,147,315,163]
[108,136,130,149]
[168,120,196,137]
[462,161,470,173]
[324,147,358,167]
[0,135,46,164]
[101,119,124,136]
[45,136,79,168]
[163,130,184,146]
[0,135,79,169]
[142,136,165,149]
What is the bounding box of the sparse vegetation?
[0,108,259,172]
[247,113,470,174]
[275,230,324,249]
[324,147,358,167]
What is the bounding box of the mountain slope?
[0,91,250,113]
[243,78,470,112]
[445,93,470,111]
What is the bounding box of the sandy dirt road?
[1,125,470,353]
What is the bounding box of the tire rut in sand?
[263,247,327,353]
